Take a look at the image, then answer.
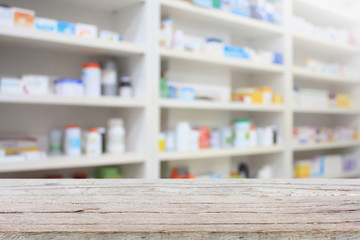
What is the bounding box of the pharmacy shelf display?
[1,0,360,179]
[291,0,360,179]
[0,0,150,178]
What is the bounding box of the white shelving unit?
[293,141,360,152]
[0,0,359,179]
[0,153,145,173]
[159,146,285,162]
[0,0,151,178]
[0,94,146,108]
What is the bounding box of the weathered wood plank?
[0,179,359,239]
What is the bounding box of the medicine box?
[57,21,75,35]
[13,7,35,28]
[296,88,328,108]
[193,0,213,8]
[231,0,250,17]
[0,5,13,27]
[35,17,57,32]
[22,75,49,95]
[100,30,122,42]
[0,77,23,94]
[76,23,98,39]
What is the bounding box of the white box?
[0,5,13,26]
[75,23,98,39]
[22,75,49,95]
[0,77,23,94]
[100,30,122,42]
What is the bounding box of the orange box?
[13,8,35,28]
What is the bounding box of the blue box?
[57,21,75,35]
[273,52,283,65]
[179,87,196,101]
[231,0,250,17]
[250,5,267,21]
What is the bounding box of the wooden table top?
[0,179,359,239]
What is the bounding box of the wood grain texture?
[0,179,359,239]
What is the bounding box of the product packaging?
[57,21,75,35]
[0,77,23,94]
[22,75,49,95]
[100,30,122,42]
[35,17,57,32]
[13,8,34,28]
[76,23,98,39]
[0,5,13,26]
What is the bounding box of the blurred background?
[0,0,360,179]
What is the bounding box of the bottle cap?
[88,128,99,133]
[83,62,100,69]
[65,125,80,129]
[234,119,250,124]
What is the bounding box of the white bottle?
[106,118,125,153]
[64,125,81,157]
[190,130,200,151]
[82,62,101,97]
[86,128,102,156]
[175,122,191,151]
[166,131,175,152]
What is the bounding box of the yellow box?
[336,94,351,108]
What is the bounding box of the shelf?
[294,0,360,28]
[160,48,284,74]
[159,99,285,112]
[0,153,145,173]
[159,146,285,162]
[294,107,359,115]
[61,0,145,11]
[0,27,145,56]
[160,0,283,38]
[332,172,360,179]
[293,141,360,152]
[293,32,360,57]
[0,94,145,108]
[293,66,359,84]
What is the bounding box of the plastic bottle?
[82,62,101,97]
[106,118,125,153]
[210,129,220,149]
[101,61,117,96]
[64,125,81,157]
[220,127,233,148]
[239,162,250,178]
[119,76,132,98]
[166,131,175,151]
[233,119,251,148]
[249,126,257,147]
[175,122,192,151]
[86,128,102,156]
[159,133,166,151]
[49,130,62,155]
[190,130,200,151]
